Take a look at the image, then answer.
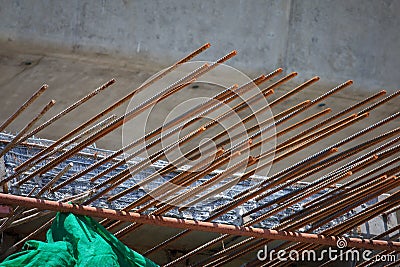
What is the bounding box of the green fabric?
[0,213,159,267]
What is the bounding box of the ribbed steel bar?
[98,80,277,203]
[119,104,338,220]
[159,169,396,266]
[13,65,204,187]
[304,157,400,209]
[252,132,400,214]
[320,224,400,267]
[161,170,354,266]
[107,99,307,207]
[309,176,399,232]
[20,79,115,144]
[0,84,48,133]
[11,43,211,177]
[50,81,237,190]
[123,101,314,208]
[268,77,319,107]
[160,156,257,212]
[38,163,73,195]
[32,115,117,174]
[113,122,339,234]
[0,99,56,158]
[233,90,388,200]
[214,112,399,216]
[17,44,215,146]
[0,185,38,233]
[213,114,365,214]
[200,238,263,267]
[144,115,394,256]
[178,109,333,212]
[0,163,73,232]
[208,174,399,267]
[357,89,400,115]
[52,51,239,194]
[88,72,269,185]
[146,148,336,254]
[280,175,398,232]
[249,155,379,218]
[1,193,398,252]
[0,217,54,261]
[129,98,307,199]
[1,43,399,267]
[112,148,226,211]
[324,190,400,236]
[133,78,330,216]
[84,82,267,207]
[278,89,387,148]
[285,164,400,226]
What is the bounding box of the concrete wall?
[0,0,399,92]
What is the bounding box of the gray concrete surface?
[0,0,399,92]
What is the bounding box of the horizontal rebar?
[0,193,398,252]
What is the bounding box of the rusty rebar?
[215,111,399,215]
[0,99,56,158]
[20,79,116,144]
[278,89,387,148]
[0,84,48,133]
[53,70,277,191]
[47,51,239,193]
[11,43,212,177]
[14,73,201,187]
[1,193,398,252]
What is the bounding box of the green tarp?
[0,212,159,267]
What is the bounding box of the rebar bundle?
[0,43,399,266]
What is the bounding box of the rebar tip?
[361,112,370,117]
[346,80,354,85]
[205,43,211,48]
[313,76,320,81]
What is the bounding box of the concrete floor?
[0,41,399,266]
